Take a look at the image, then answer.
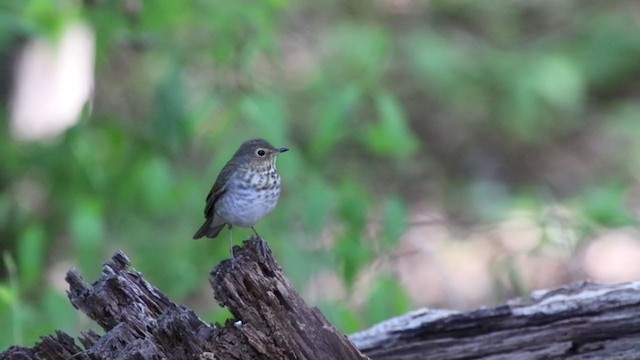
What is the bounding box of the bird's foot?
[228,246,241,270]
[229,253,244,273]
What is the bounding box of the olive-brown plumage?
[193,139,288,241]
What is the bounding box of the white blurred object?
[10,22,95,141]
[582,229,640,283]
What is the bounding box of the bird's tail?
[193,218,226,239]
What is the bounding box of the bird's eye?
[256,149,266,157]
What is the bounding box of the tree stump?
[0,237,368,360]
[3,237,640,359]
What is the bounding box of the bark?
[0,237,367,360]
[3,237,640,359]
[349,281,640,359]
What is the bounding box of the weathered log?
[350,281,640,359]
[3,236,640,359]
[0,236,368,360]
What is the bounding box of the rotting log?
[349,281,640,359]
[3,237,640,360]
[0,237,368,360]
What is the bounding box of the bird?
[193,138,288,255]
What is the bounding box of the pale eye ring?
[256,149,266,157]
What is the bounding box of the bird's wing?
[203,161,235,218]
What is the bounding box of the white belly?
[215,180,280,227]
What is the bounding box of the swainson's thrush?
[193,139,288,252]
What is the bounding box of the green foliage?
[318,300,363,334]
[70,198,104,278]
[338,181,370,235]
[23,0,79,39]
[1,253,22,346]
[363,93,419,158]
[301,176,333,235]
[381,197,407,250]
[323,23,390,86]
[1,0,639,349]
[308,86,360,159]
[17,224,45,289]
[576,184,636,229]
[365,276,411,325]
[154,68,189,153]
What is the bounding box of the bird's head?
[233,138,288,170]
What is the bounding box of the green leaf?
[531,55,584,113]
[363,94,419,158]
[140,0,190,30]
[0,286,15,305]
[17,224,46,289]
[365,276,411,325]
[338,181,369,233]
[24,0,76,39]
[577,184,636,227]
[317,301,362,334]
[495,54,584,142]
[381,197,407,249]
[2,252,23,345]
[309,86,360,159]
[407,31,473,93]
[335,231,372,288]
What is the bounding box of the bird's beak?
[276,147,289,153]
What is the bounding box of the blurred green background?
[2,0,640,349]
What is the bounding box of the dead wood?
[350,281,640,359]
[3,236,640,359]
[0,237,367,360]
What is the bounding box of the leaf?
[335,233,357,286]
[363,93,419,158]
[335,231,372,288]
[0,286,15,305]
[532,55,584,113]
[317,301,362,334]
[409,32,460,86]
[309,86,360,159]
[24,0,72,39]
[577,184,636,227]
[338,180,369,233]
[365,276,411,325]
[381,196,407,249]
[17,224,46,289]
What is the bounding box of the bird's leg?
[227,224,234,259]
[250,226,260,239]
[228,224,244,271]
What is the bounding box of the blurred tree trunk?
[2,238,640,359]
